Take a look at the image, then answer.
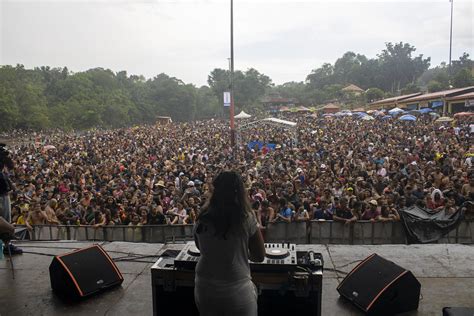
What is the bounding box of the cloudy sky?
[1,0,472,86]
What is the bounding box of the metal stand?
[6,242,15,279]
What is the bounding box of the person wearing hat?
[361,200,381,221]
[183,180,200,198]
[345,186,355,199]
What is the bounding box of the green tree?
[427,80,444,92]
[306,63,335,90]
[365,88,385,103]
[377,42,430,93]
[400,83,420,95]
[452,68,474,88]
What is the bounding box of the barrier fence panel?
[265,222,307,243]
[310,221,332,244]
[457,220,474,244]
[163,225,194,243]
[26,220,473,244]
[311,221,407,245]
[392,223,407,244]
[352,221,372,245]
[439,220,474,244]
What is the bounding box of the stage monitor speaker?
[337,253,420,315]
[49,245,123,300]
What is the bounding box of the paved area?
[1,241,473,315]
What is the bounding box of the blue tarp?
[247,141,276,151]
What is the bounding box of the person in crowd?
[258,200,275,228]
[333,197,358,224]
[89,210,106,227]
[25,202,48,232]
[426,189,445,211]
[378,204,401,222]
[1,143,23,254]
[361,200,381,221]
[193,170,265,316]
[170,202,187,224]
[272,197,292,223]
[44,199,60,225]
[312,200,334,220]
[147,205,166,225]
[294,206,310,222]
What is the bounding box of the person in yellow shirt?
[16,209,28,225]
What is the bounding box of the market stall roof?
[323,103,340,109]
[401,86,474,103]
[368,92,422,107]
[446,91,474,102]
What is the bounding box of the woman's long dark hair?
[197,170,251,239]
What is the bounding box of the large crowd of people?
[2,111,474,235]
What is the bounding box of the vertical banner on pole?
[223,91,231,107]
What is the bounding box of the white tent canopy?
[235,111,251,119]
[262,117,297,127]
[238,117,298,145]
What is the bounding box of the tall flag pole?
[449,0,453,70]
[230,0,236,147]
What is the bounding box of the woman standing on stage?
[193,170,265,316]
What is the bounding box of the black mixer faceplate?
[265,248,290,259]
[174,242,304,272]
[187,246,201,257]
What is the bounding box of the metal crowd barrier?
[310,221,407,244]
[24,219,474,244]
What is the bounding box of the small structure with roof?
[155,116,172,124]
[342,84,364,95]
[322,103,341,114]
[261,95,298,110]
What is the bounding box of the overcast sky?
[1,0,472,86]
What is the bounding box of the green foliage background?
[0,42,472,131]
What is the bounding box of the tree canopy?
[0,42,472,131]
